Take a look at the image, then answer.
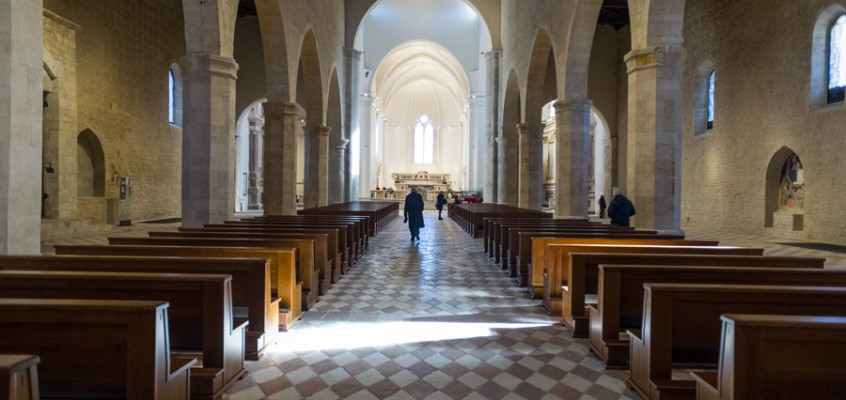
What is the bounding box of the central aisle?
[225,211,639,400]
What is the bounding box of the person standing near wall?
[436,191,447,220]
[598,195,607,219]
[607,188,636,227]
[404,187,425,242]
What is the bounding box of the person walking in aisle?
[404,187,425,242]
[607,188,636,227]
[436,191,447,220]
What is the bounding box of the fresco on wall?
[779,154,804,210]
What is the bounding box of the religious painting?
[778,154,804,210]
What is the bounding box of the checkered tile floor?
[43,212,846,399]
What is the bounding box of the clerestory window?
[706,70,715,130]
[828,14,846,103]
[413,115,434,164]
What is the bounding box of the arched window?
[829,14,846,103]
[168,63,183,127]
[693,59,714,136]
[168,69,175,123]
[706,70,715,129]
[413,114,434,164]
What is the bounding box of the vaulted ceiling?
[237,0,630,29]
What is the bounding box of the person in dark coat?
[598,195,607,219]
[404,187,425,242]
[607,188,636,227]
[436,191,447,220]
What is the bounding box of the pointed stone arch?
[77,129,106,198]
[327,66,346,204]
[765,146,804,229]
[299,29,328,208]
[498,69,521,205]
[522,29,557,210]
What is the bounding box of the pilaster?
[496,134,518,205]
[485,51,501,203]
[263,102,299,215]
[329,135,349,204]
[625,45,685,230]
[304,125,330,208]
[343,48,363,202]
[248,112,264,209]
[180,53,238,227]
[553,99,592,219]
[0,0,43,253]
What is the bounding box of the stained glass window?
[828,15,846,103]
[168,69,175,123]
[707,70,715,130]
[413,115,434,164]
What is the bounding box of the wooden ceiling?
[236,0,629,29]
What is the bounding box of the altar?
[392,171,451,201]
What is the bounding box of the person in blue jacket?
[436,191,447,220]
[404,187,425,242]
[607,188,636,227]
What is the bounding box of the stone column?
[496,134,518,205]
[180,54,238,227]
[517,123,542,209]
[0,0,43,254]
[248,110,264,209]
[263,102,299,215]
[553,99,592,219]
[485,51,501,203]
[329,135,349,204]
[625,46,684,231]
[343,48,363,203]
[304,125,330,209]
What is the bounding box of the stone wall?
[681,0,846,243]
[43,0,185,223]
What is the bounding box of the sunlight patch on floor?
[269,321,552,353]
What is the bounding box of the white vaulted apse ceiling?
[373,41,469,128]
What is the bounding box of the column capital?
[517,123,530,135]
[495,135,514,146]
[331,136,350,149]
[180,53,239,79]
[344,47,363,60]
[484,50,502,61]
[624,45,685,74]
[309,125,331,137]
[553,98,593,114]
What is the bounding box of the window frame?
[827,14,846,104]
[706,69,715,130]
[413,114,435,165]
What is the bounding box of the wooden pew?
[515,230,686,285]
[545,244,762,328]
[483,218,599,257]
[0,270,246,399]
[489,220,610,262]
[451,203,551,237]
[46,248,295,352]
[230,218,364,260]
[691,314,846,400]
[0,298,196,399]
[627,284,846,400]
[486,219,605,255]
[192,224,350,274]
[297,201,396,236]
[585,256,827,368]
[106,236,320,310]
[0,354,39,400]
[528,237,718,297]
[246,214,365,247]
[149,230,335,295]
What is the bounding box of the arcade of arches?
[4,0,844,252]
